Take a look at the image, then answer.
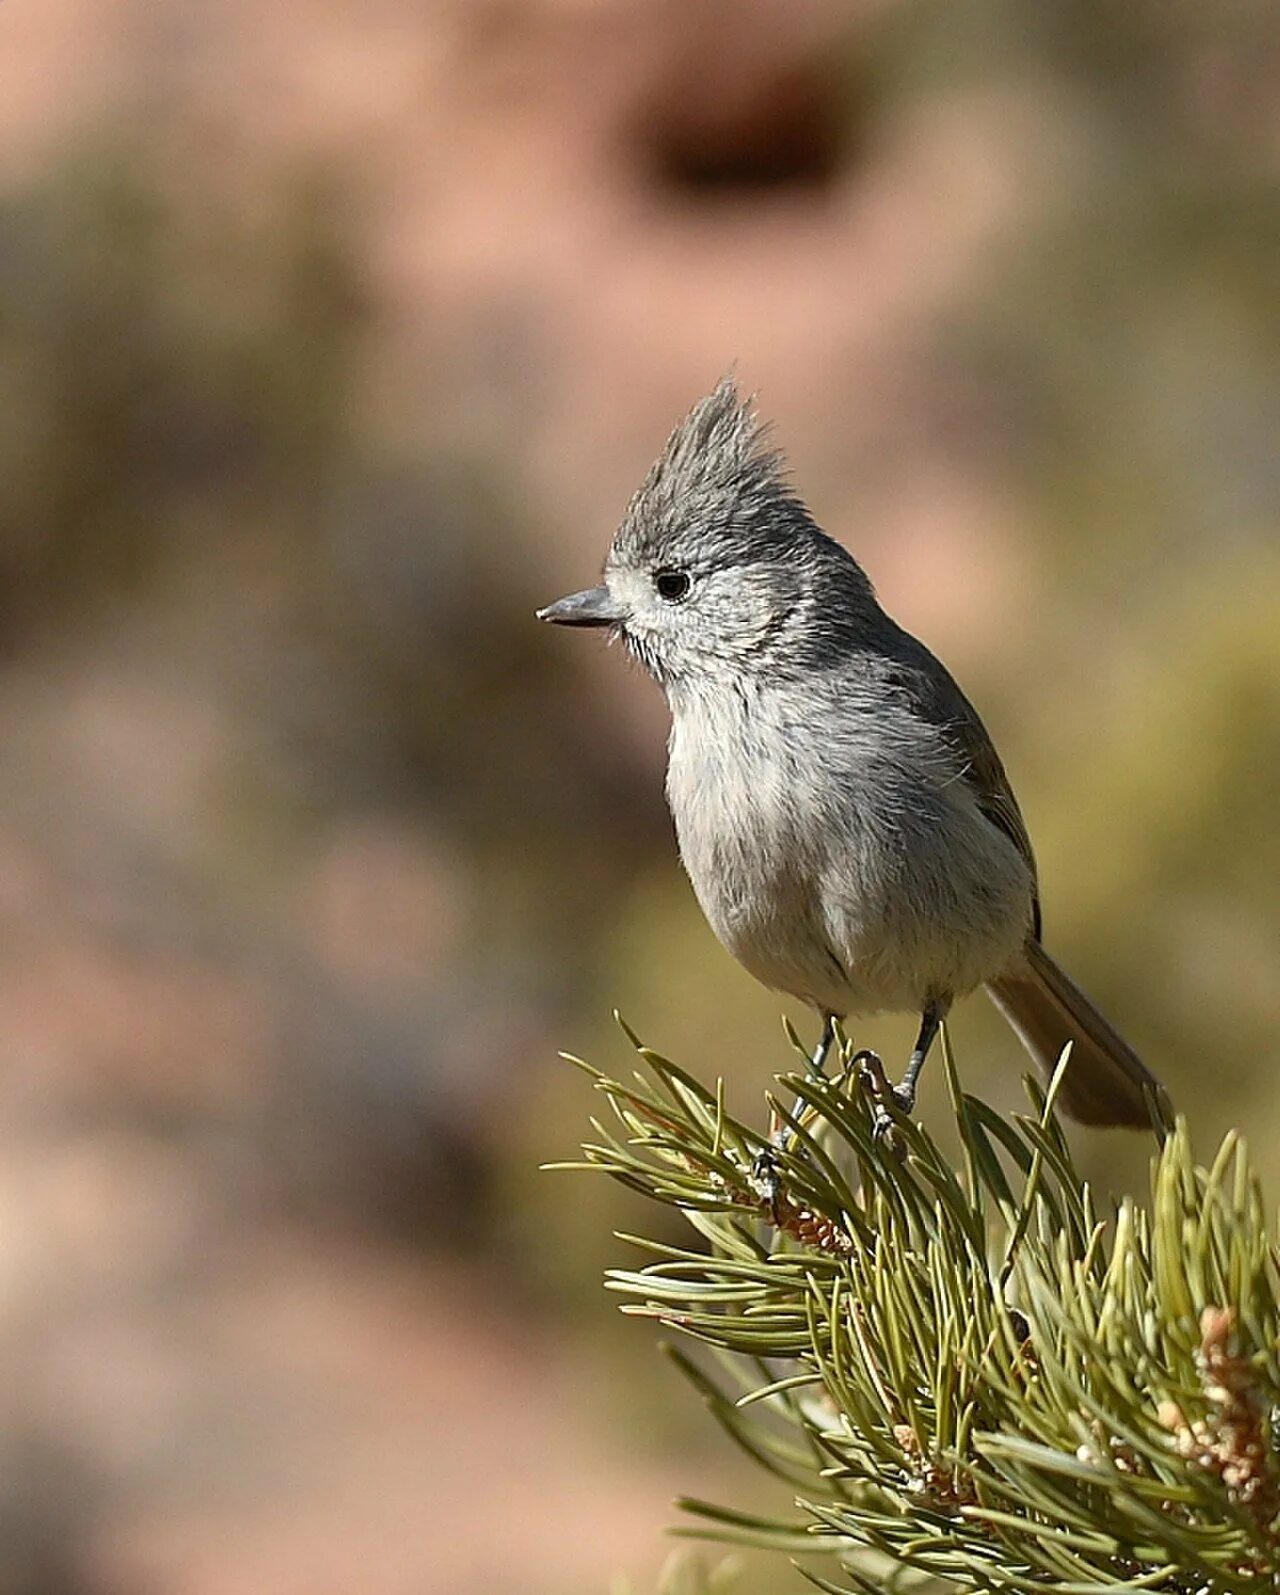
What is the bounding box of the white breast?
[664,681,1033,1018]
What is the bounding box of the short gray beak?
[536,585,621,628]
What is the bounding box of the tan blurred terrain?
[0,1,1277,1591]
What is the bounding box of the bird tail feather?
[985,941,1170,1132]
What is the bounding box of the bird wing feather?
[882,636,1042,940]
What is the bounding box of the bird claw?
[751,1146,783,1221]
[870,1107,907,1159]
[856,1051,911,1158]
[888,1081,916,1115]
[856,1050,907,1112]
[851,1049,889,1095]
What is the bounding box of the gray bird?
[538,378,1167,1133]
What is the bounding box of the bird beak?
[536,585,622,628]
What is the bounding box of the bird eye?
[654,569,691,602]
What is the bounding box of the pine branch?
[553,1022,1280,1592]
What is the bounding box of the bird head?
[537,377,874,691]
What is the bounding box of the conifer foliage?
[553,1023,1280,1592]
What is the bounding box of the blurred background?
[0,0,1277,1589]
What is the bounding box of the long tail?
[985,940,1170,1132]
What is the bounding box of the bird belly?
[814,795,1034,1015]
[695,856,863,1016]
[668,705,1032,1019]
[668,718,854,1011]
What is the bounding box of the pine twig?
[557,1020,1280,1592]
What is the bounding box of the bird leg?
[893,1002,944,1114]
[808,1013,838,1079]
[773,1013,837,1145]
[753,1014,844,1203]
[867,1001,944,1146]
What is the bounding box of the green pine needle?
[560,1021,1280,1592]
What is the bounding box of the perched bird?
[538,379,1167,1134]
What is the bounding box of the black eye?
[655,568,691,602]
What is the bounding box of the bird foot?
[853,1049,889,1098]
[837,1046,881,1086]
[750,1146,783,1224]
[870,1109,907,1158]
[855,1051,910,1158]
[888,1081,917,1114]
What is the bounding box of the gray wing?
[878,634,1042,940]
